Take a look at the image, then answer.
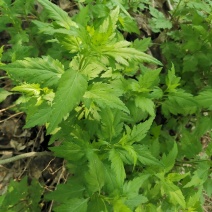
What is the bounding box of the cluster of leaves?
[0,177,42,211]
[161,0,212,93]
[0,0,211,211]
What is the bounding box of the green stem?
[171,0,183,21]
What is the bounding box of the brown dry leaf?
[134,13,152,36]
[10,139,26,151]
[59,0,72,11]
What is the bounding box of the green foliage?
[0,177,43,211]
[1,0,211,211]
[0,88,12,103]
[160,0,212,93]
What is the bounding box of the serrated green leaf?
[47,69,87,133]
[98,9,116,36]
[125,195,148,210]
[99,107,123,142]
[129,117,154,144]
[135,97,155,116]
[0,176,42,211]
[86,151,105,193]
[103,40,162,66]
[87,196,107,212]
[161,179,186,208]
[3,56,64,87]
[12,83,41,96]
[184,162,210,188]
[187,190,202,208]
[32,20,55,35]
[113,199,131,212]
[1,177,28,208]
[123,175,150,197]
[119,14,139,34]
[74,5,90,27]
[134,144,161,166]
[109,148,126,187]
[196,89,212,109]
[102,163,119,193]
[83,83,129,113]
[45,179,85,202]
[0,88,11,103]
[133,38,152,52]
[25,105,52,128]
[54,198,88,212]
[149,6,172,32]
[204,175,212,196]
[28,179,43,211]
[193,114,212,138]
[179,130,202,158]
[162,90,197,116]
[37,0,77,29]
[50,142,85,161]
[162,142,178,173]
[80,60,105,80]
[121,145,138,167]
[167,172,189,182]
[138,69,161,90]
[165,65,181,92]
[111,1,131,18]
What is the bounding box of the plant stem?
[0,151,53,165]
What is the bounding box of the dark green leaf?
[45,180,85,202]
[109,148,126,187]
[47,69,87,133]
[129,117,154,144]
[86,151,105,193]
[161,142,178,173]
[50,142,85,161]
[54,198,88,212]
[162,90,197,116]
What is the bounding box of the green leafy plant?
[161,0,212,93]
[0,177,42,211]
[0,0,211,211]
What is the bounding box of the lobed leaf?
[195,89,212,109]
[37,0,77,29]
[50,142,85,161]
[2,56,64,88]
[99,107,123,142]
[134,145,162,166]
[135,97,155,116]
[161,142,178,173]
[47,69,87,133]
[109,148,126,187]
[54,198,88,212]
[83,82,129,113]
[86,151,105,193]
[45,180,85,202]
[129,117,154,144]
[102,41,162,66]
[162,89,197,116]
[25,105,52,128]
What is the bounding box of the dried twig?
[0,112,24,123]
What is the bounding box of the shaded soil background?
[0,0,211,211]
